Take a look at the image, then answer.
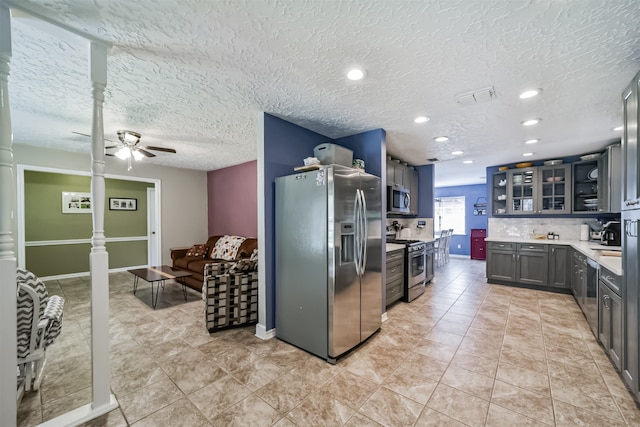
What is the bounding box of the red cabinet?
[471,229,487,260]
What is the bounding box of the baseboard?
[255,323,276,340]
[40,265,147,281]
[38,394,118,427]
[381,312,388,322]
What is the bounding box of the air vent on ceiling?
[427,158,439,162]
[455,86,496,105]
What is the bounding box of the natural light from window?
[434,196,465,235]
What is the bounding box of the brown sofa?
[170,235,258,292]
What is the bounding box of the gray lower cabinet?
[516,243,548,286]
[487,242,571,290]
[486,242,516,282]
[548,245,570,289]
[487,242,554,287]
[599,280,623,371]
[386,249,404,306]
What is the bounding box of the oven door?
[409,248,426,287]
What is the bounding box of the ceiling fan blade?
[105,153,115,157]
[143,145,177,153]
[105,145,120,149]
[136,148,156,158]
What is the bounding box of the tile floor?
[17,258,640,426]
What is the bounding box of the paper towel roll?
[580,224,589,241]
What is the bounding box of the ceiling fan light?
[115,147,131,160]
[132,150,144,161]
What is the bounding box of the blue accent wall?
[263,115,387,331]
[263,114,332,330]
[416,164,434,218]
[434,184,488,256]
[335,129,386,179]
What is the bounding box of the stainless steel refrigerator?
[275,165,382,363]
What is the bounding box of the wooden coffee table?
[128,265,193,309]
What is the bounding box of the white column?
[88,42,113,411]
[0,4,17,427]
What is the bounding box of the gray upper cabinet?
[538,164,571,214]
[406,166,418,215]
[622,71,640,209]
[386,158,396,187]
[508,167,536,214]
[598,144,622,213]
[507,164,571,215]
[491,171,508,215]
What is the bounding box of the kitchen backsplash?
[488,217,602,240]
[386,218,434,240]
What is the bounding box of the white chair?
[435,229,449,267]
[444,228,454,264]
[16,268,65,398]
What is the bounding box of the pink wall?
[207,160,258,237]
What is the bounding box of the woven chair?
[16,268,65,395]
[435,230,451,267]
[202,250,258,333]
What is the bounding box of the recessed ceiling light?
[414,116,430,124]
[346,68,365,81]
[524,139,539,144]
[523,152,534,157]
[521,118,541,126]
[451,150,463,155]
[434,136,448,142]
[463,160,473,164]
[519,89,542,99]
[613,126,623,131]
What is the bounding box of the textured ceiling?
[6,0,640,186]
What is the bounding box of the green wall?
[24,171,153,276]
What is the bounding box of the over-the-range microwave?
[388,185,410,214]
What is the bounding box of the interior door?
[147,187,161,266]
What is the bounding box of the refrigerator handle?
[353,191,361,275]
[359,189,368,275]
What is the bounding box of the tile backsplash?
[488,217,605,240]
[386,217,434,240]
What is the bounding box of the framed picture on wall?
[109,198,137,211]
[62,192,92,213]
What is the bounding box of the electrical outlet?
[457,244,461,249]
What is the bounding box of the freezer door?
[275,172,329,359]
[328,167,361,357]
[359,173,383,341]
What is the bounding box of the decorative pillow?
[228,258,257,274]
[211,235,247,261]
[186,244,208,258]
[228,247,259,274]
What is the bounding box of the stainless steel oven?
[388,238,426,302]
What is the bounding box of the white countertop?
[485,237,622,275]
[386,243,405,252]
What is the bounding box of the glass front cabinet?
[504,164,571,215]
[538,164,571,214]
[491,171,508,215]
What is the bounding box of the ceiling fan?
[72,130,176,170]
